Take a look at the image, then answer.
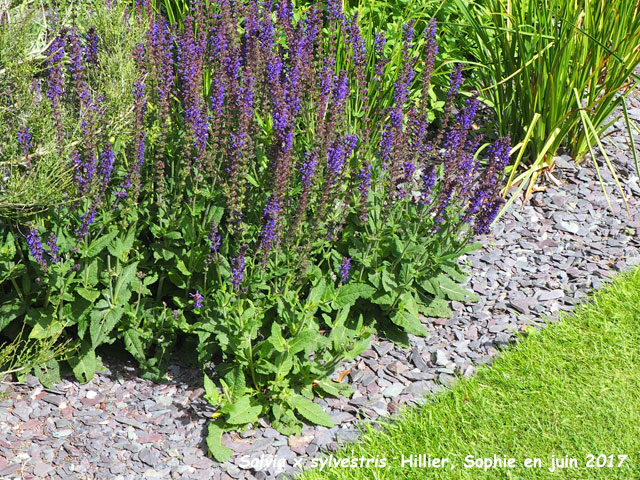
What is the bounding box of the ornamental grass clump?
[1,0,508,460]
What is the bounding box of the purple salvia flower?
[327,0,345,24]
[333,71,349,106]
[208,221,221,253]
[473,197,503,235]
[259,196,279,255]
[347,12,366,66]
[46,232,61,263]
[210,77,226,116]
[190,290,204,309]
[85,27,99,65]
[327,142,346,184]
[75,204,97,240]
[379,125,393,170]
[17,126,32,169]
[339,257,351,283]
[439,63,465,136]
[420,166,437,205]
[26,224,47,269]
[98,144,115,187]
[404,160,416,180]
[230,255,245,290]
[373,32,388,83]
[301,151,317,190]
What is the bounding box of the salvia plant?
[0,0,509,460]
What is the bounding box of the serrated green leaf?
[291,395,333,427]
[345,335,372,361]
[420,297,452,318]
[288,330,318,355]
[0,300,24,331]
[86,230,118,258]
[123,328,145,361]
[333,283,376,309]
[314,378,354,397]
[223,366,246,402]
[268,322,287,352]
[207,422,233,462]
[307,278,326,306]
[439,263,467,283]
[223,396,262,425]
[391,293,428,336]
[203,374,222,406]
[381,270,398,292]
[69,342,96,384]
[90,307,124,347]
[435,275,479,302]
[113,262,138,305]
[77,287,100,303]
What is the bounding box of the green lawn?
[300,267,640,479]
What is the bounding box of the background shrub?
[454,0,640,203]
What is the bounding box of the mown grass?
[300,267,640,479]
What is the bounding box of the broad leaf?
[391,293,428,336]
[69,342,96,384]
[434,275,479,302]
[123,328,145,361]
[223,396,261,425]
[333,283,376,309]
[291,395,333,427]
[85,230,118,258]
[207,422,233,462]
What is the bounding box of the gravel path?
[2,100,640,480]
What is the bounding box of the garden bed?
[1,100,639,479]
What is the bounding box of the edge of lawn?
[298,266,640,479]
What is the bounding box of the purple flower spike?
[259,196,279,255]
[339,257,351,283]
[26,224,47,269]
[208,221,221,253]
[46,232,61,263]
[190,290,204,309]
[17,126,32,157]
[231,255,245,290]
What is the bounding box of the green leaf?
[77,287,100,303]
[381,270,398,292]
[86,230,118,258]
[307,278,326,307]
[314,378,354,397]
[223,366,246,402]
[123,328,146,361]
[0,300,25,331]
[291,395,334,427]
[223,396,261,425]
[206,422,233,462]
[420,297,452,318]
[203,374,222,406]
[90,307,124,347]
[345,335,372,361]
[113,262,138,305]
[434,275,479,302]
[391,293,428,336]
[439,263,467,283]
[69,342,96,384]
[288,330,318,355]
[34,358,61,388]
[333,283,376,309]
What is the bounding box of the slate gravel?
[2,98,640,480]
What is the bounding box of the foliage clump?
[0,0,509,460]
